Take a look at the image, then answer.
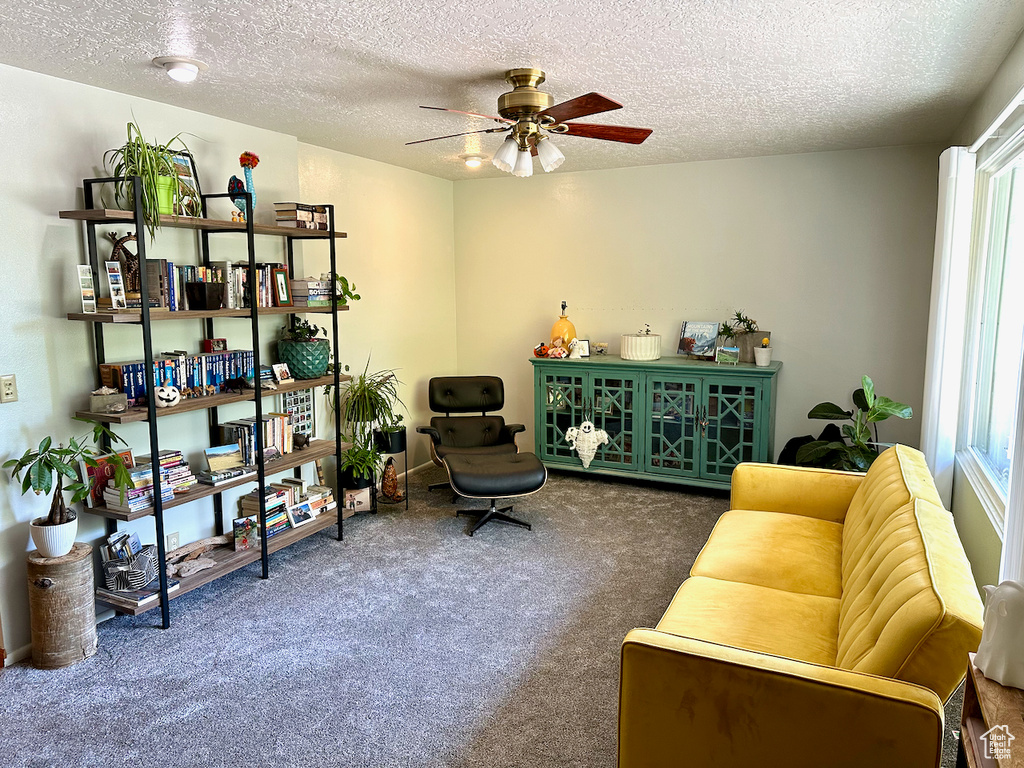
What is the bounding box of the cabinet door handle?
[699,405,708,438]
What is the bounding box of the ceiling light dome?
[153,56,208,83]
[512,148,534,178]
[535,137,565,173]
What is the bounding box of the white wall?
[452,145,942,456]
[296,144,458,468]
[0,63,457,661]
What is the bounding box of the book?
[677,321,720,358]
[96,578,180,607]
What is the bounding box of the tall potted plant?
[795,375,913,471]
[278,319,331,380]
[105,119,193,237]
[334,362,403,488]
[4,421,131,557]
[718,310,761,364]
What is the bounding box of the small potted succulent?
[754,336,773,367]
[277,318,330,379]
[4,421,131,557]
[105,119,194,236]
[374,414,406,454]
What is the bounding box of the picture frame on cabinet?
[272,267,293,307]
[287,501,317,527]
[272,363,294,384]
[105,261,127,309]
[577,339,591,358]
[170,151,202,218]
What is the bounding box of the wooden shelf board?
[59,209,347,239]
[84,439,349,521]
[67,304,348,324]
[95,506,338,615]
[75,373,349,424]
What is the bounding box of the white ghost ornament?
[565,418,610,469]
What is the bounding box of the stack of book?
[137,450,198,494]
[220,413,293,466]
[96,578,180,607]
[289,277,335,308]
[102,464,176,513]
[274,202,329,230]
[239,488,292,539]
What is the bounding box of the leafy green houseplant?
[4,421,131,557]
[277,319,330,379]
[334,362,404,486]
[334,275,361,307]
[718,310,763,363]
[105,119,193,237]
[796,375,913,471]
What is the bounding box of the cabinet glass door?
[701,379,762,482]
[589,373,641,468]
[646,376,701,477]
[538,370,586,463]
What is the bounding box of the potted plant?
[754,336,773,367]
[4,421,131,557]
[334,361,404,486]
[277,318,331,379]
[795,375,913,471]
[334,274,361,307]
[719,310,761,363]
[105,119,194,237]
[374,414,406,454]
[338,444,379,490]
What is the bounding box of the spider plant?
[105,119,192,237]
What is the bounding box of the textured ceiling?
[2,0,1023,180]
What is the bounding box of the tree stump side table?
[27,542,97,669]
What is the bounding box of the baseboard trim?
[6,642,30,666]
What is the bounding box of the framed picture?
[282,388,314,436]
[716,346,740,365]
[202,338,228,353]
[105,261,127,309]
[577,339,591,358]
[170,150,203,217]
[233,515,259,551]
[272,363,293,384]
[678,321,720,359]
[272,267,293,307]
[287,501,316,527]
[79,449,134,508]
[78,265,96,314]
[342,487,371,518]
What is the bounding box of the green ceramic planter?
[277,339,330,379]
[156,176,176,215]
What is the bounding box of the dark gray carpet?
[0,467,964,767]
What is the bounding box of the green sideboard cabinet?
[530,355,781,490]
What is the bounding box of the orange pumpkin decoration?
[534,343,550,358]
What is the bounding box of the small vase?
[30,516,78,558]
[754,347,773,367]
[551,312,577,350]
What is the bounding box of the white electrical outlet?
[0,374,17,403]
[166,532,179,551]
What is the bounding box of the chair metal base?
[428,480,458,503]
[456,499,532,537]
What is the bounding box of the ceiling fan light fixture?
[153,56,208,83]
[512,148,534,178]
[492,136,518,172]
[535,137,565,173]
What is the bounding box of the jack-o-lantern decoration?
[154,385,181,408]
[534,343,550,358]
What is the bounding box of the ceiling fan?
[408,68,653,177]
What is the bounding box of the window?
[962,136,1024,522]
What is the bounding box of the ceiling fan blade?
[559,123,653,144]
[538,93,622,123]
[419,105,513,123]
[406,127,509,146]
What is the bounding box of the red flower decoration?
[239,151,260,169]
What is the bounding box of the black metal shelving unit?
[64,176,348,628]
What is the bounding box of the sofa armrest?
[620,629,943,768]
[730,462,865,522]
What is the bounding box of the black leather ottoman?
[443,452,547,536]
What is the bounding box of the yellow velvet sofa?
[619,445,983,768]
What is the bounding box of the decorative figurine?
[568,338,582,359]
[153,385,181,408]
[228,176,248,220]
[107,231,140,294]
[975,580,1024,690]
[534,342,550,358]
[565,403,610,469]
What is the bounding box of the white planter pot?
[30,516,78,558]
[621,334,661,361]
[754,347,773,367]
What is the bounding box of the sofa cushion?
[836,498,983,701]
[691,509,843,598]
[657,576,840,667]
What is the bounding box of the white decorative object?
[153,385,181,408]
[975,580,1024,689]
[754,347,773,367]
[565,417,610,469]
[30,517,78,558]
[621,333,661,361]
[568,338,583,359]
